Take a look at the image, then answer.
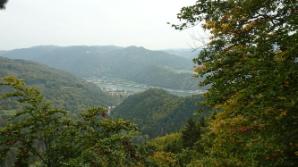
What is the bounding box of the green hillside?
[112,89,207,137]
[0,46,200,90]
[0,57,118,113]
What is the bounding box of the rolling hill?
[0,46,200,90]
[111,89,208,137]
[0,56,118,113]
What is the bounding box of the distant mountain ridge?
[162,48,202,60]
[0,45,200,90]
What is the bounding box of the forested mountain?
[0,57,117,113]
[163,48,201,60]
[0,46,200,90]
[112,89,207,137]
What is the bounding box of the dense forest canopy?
[0,77,142,166]
[112,89,209,137]
[173,0,298,166]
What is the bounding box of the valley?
[0,45,202,91]
[0,45,207,102]
[87,77,206,97]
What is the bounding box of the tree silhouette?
[0,0,8,9]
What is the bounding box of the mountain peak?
[125,46,147,50]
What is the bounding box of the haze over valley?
[0,45,205,97]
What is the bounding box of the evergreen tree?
[181,119,201,148]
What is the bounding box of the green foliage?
[148,133,183,153]
[146,130,203,167]
[0,76,68,166]
[174,0,298,166]
[112,89,208,137]
[0,76,143,167]
[181,119,202,148]
[145,133,180,167]
[148,151,178,167]
[64,108,141,167]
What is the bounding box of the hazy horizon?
[0,44,204,52]
[0,0,209,51]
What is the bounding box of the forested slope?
[112,89,207,137]
[0,57,116,112]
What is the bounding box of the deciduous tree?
[174,0,298,166]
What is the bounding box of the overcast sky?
[0,0,209,50]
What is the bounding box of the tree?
[0,76,143,167]
[0,0,8,9]
[0,76,67,166]
[68,107,141,167]
[181,119,201,148]
[174,0,298,166]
